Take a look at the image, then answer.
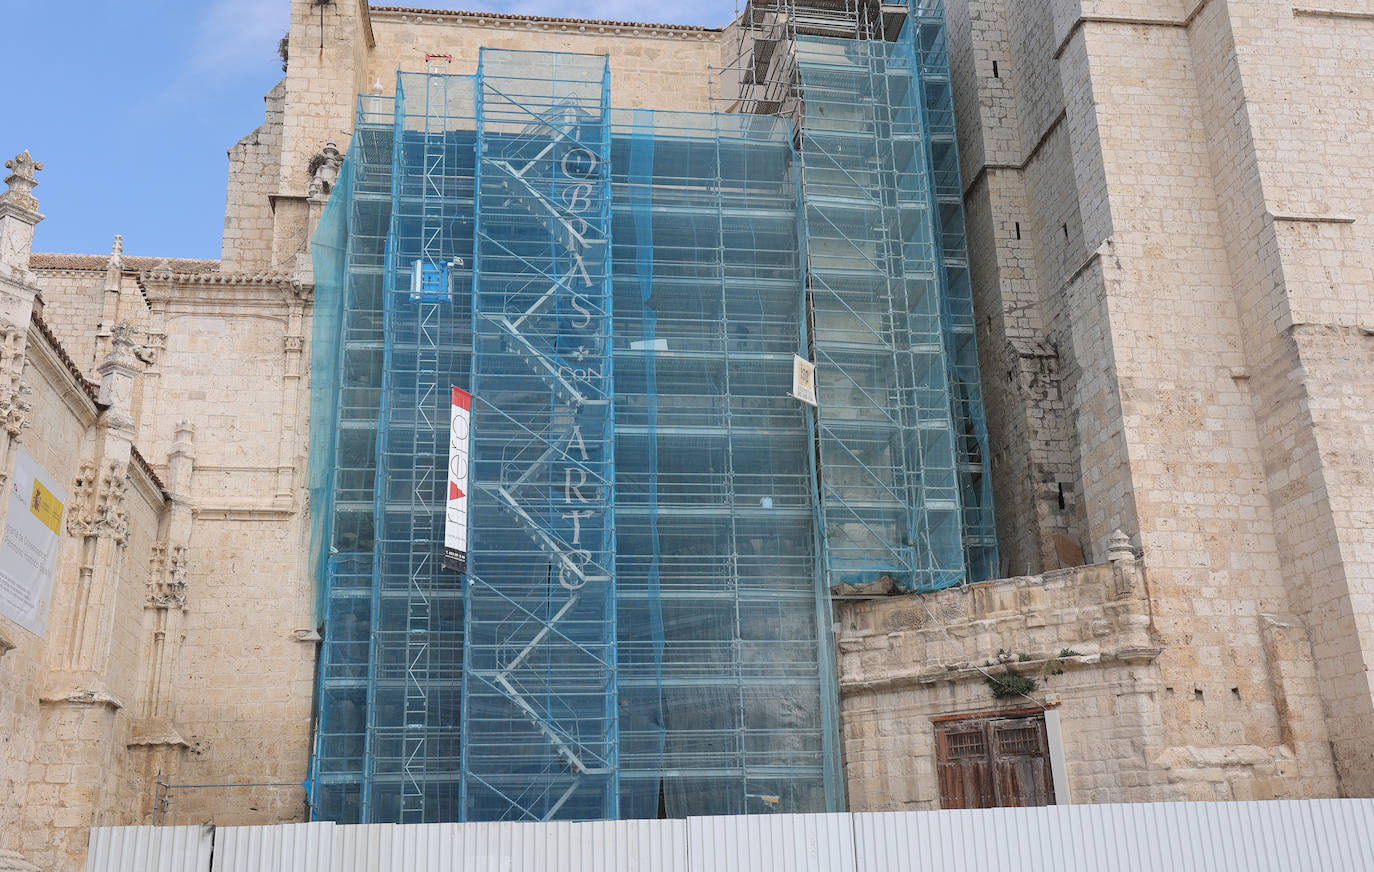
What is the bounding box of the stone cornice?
[131,445,168,494]
[137,269,302,291]
[0,201,43,226]
[194,503,297,521]
[369,5,722,40]
[1269,211,1357,225]
[127,453,168,511]
[963,109,1067,200]
[138,269,312,312]
[1052,0,1213,61]
[25,320,99,423]
[267,193,310,213]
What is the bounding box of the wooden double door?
[934,712,1055,809]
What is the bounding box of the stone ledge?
[38,686,125,710]
[369,6,723,40]
[128,718,190,749]
[1269,211,1357,224]
[841,646,1162,696]
[1293,7,1374,21]
[836,558,1159,696]
[193,504,297,521]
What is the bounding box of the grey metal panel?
[453,819,688,872]
[211,822,334,872]
[853,799,1374,872]
[331,823,462,871]
[687,813,856,872]
[322,819,686,871]
[84,825,212,872]
[86,798,1374,872]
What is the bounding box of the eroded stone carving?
[146,542,189,610]
[308,141,343,198]
[1107,529,1134,563]
[0,151,43,211]
[2,383,31,438]
[67,459,130,546]
[106,234,123,271]
[940,594,968,623]
[0,323,32,449]
[1107,529,1140,599]
[97,321,143,430]
[109,319,139,348]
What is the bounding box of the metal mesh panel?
[362,68,475,824]
[308,93,399,825]
[463,49,619,822]
[609,109,837,817]
[794,2,996,592]
[910,2,998,581]
[309,3,991,822]
[797,35,963,591]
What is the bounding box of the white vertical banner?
[0,449,66,636]
[445,386,472,573]
[792,354,818,407]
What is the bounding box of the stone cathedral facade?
[1,1,1370,869]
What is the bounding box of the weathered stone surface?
[835,555,1336,808]
[944,0,1365,808]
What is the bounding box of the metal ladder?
[399,54,452,823]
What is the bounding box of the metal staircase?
[461,49,619,822]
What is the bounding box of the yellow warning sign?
[29,479,63,536]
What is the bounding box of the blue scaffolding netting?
[464,49,620,822]
[308,0,993,825]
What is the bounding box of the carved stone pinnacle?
[1,151,43,211]
[107,235,123,270]
[1107,529,1135,563]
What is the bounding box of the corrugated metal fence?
[88,800,1374,872]
[85,825,213,872]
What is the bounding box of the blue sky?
[4,0,740,261]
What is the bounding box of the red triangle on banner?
[449,482,465,501]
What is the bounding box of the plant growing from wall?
[986,669,1038,699]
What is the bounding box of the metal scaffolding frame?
[714,0,996,590]
[910,5,998,581]
[358,63,475,823]
[309,90,395,826]
[462,49,619,822]
[796,34,965,590]
[306,0,993,825]
[712,0,908,118]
